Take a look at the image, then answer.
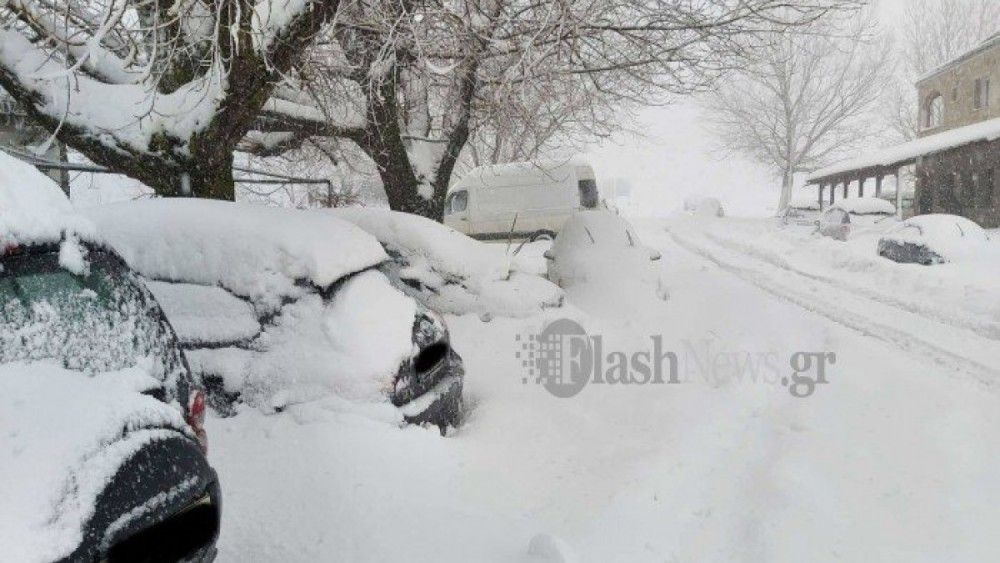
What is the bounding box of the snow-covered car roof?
[83,199,387,308]
[829,197,896,216]
[0,151,92,248]
[329,207,504,281]
[0,361,190,562]
[553,210,642,250]
[886,214,989,242]
[683,195,722,209]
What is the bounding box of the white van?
[443,158,600,240]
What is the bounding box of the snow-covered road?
[211,217,1000,562]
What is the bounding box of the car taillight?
[186,390,208,454]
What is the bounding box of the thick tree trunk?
[188,155,236,200]
[777,166,794,214]
[359,76,449,221]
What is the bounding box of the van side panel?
[448,160,596,239]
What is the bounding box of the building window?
[924,93,943,129]
[974,78,991,110]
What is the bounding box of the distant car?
[0,156,220,562]
[877,214,990,265]
[545,210,666,300]
[684,196,725,218]
[85,199,464,431]
[817,197,896,241]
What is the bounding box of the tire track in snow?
[700,228,1000,342]
[665,225,1000,389]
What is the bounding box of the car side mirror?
[543,249,555,261]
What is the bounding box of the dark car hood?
[0,361,192,562]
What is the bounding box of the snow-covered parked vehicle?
[84,199,464,430]
[544,211,666,314]
[328,207,564,318]
[683,195,726,218]
[817,197,897,241]
[0,157,220,562]
[877,214,991,265]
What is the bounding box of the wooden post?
[830,179,836,204]
[894,168,903,219]
[876,174,883,197]
[858,174,865,197]
[842,180,848,199]
[818,183,825,209]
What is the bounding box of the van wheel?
[530,230,556,242]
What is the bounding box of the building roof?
[807,115,1000,183]
[917,31,1000,86]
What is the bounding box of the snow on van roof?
[83,199,387,308]
[0,151,92,248]
[449,156,592,192]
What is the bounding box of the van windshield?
[578,179,599,209]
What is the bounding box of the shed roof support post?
[858,175,865,197]
[818,183,825,210]
[842,180,848,199]
[830,180,836,204]
[894,168,903,219]
[876,174,883,197]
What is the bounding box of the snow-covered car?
[544,211,666,311]
[877,214,991,265]
[817,197,897,241]
[327,207,564,318]
[84,199,464,430]
[0,157,220,562]
[683,195,725,218]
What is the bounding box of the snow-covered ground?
[209,214,1000,562]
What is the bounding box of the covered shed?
[806,116,1000,224]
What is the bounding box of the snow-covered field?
[209,215,1000,562]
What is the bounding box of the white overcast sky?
[588,0,907,217]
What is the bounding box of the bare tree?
[882,0,1000,141]
[0,0,345,199]
[704,10,890,212]
[274,0,859,221]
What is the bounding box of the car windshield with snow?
[0,155,219,563]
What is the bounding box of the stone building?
[917,33,1000,136]
[807,33,1000,227]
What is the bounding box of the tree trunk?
[188,156,236,200]
[375,159,446,221]
[777,167,794,214]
